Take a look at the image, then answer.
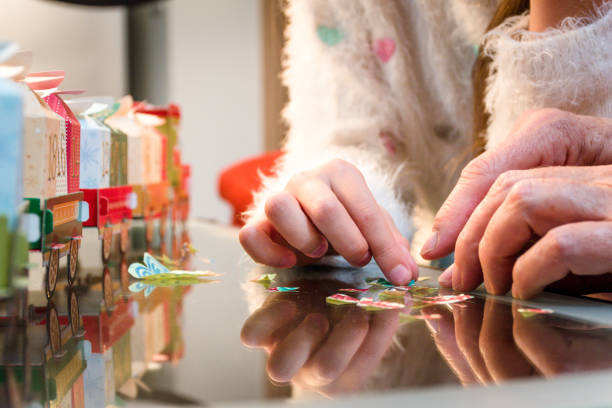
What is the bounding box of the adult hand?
[240,159,417,284]
[240,279,400,397]
[419,109,612,298]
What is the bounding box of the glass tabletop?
[1,220,612,407]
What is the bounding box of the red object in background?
[218,151,283,226]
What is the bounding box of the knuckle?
[460,154,492,181]
[309,197,338,223]
[506,179,536,209]
[491,170,525,195]
[545,229,573,261]
[324,158,357,176]
[287,170,313,189]
[264,193,293,220]
[346,241,370,264]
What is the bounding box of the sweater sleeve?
[483,3,612,149]
[245,0,417,240]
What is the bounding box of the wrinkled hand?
[240,159,417,284]
[240,279,399,397]
[427,297,612,384]
[420,109,612,298]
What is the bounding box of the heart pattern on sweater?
[374,38,396,63]
[317,25,344,46]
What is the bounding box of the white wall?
[167,0,263,222]
[0,0,127,97]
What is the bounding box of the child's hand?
[239,159,417,284]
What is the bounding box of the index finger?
[421,110,584,260]
[327,161,417,284]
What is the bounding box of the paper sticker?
[422,294,473,305]
[357,297,405,311]
[339,288,369,293]
[326,293,359,305]
[267,287,299,292]
[128,252,220,280]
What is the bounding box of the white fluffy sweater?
[247,0,612,258]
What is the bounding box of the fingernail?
[308,239,328,258]
[425,318,439,335]
[357,250,372,266]
[388,264,410,285]
[420,231,438,257]
[438,266,453,287]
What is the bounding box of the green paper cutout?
[317,25,343,46]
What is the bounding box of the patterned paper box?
[45,93,81,193]
[79,115,111,189]
[22,86,66,199]
[108,125,127,187]
[106,114,145,185]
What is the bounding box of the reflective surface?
[1,221,612,407]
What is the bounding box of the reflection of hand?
[511,304,612,376]
[426,297,612,383]
[240,280,400,397]
[419,109,612,298]
[427,298,534,385]
[239,159,417,285]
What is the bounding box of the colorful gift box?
[25,71,82,194]
[21,85,67,198]
[68,99,112,189]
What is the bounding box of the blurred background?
[0,0,288,223]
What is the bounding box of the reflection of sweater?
[246,0,612,256]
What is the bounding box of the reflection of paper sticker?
[422,294,473,305]
[417,277,430,282]
[366,278,394,288]
[517,307,553,317]
[251,274,277,284]
[267,287,299,292]
[399,313,442,324]
[379,289,406,301]
[410,286,438,297]
[326,294,359,305]
[357,297,405,311]
[339,288,368,293]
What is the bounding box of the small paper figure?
[339,288,369,293]
[326,294,359,305]
[250,274,277,289]
[357,297,405,311]
[154,253,180,269]
[422,294,473,305]
[251,274,277,284]
[399,313,442,324]
[378,289,406,301]
[365,278,394,288]
[267,287,299,292]
[517,307,554,317]
[128,252,220,280]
